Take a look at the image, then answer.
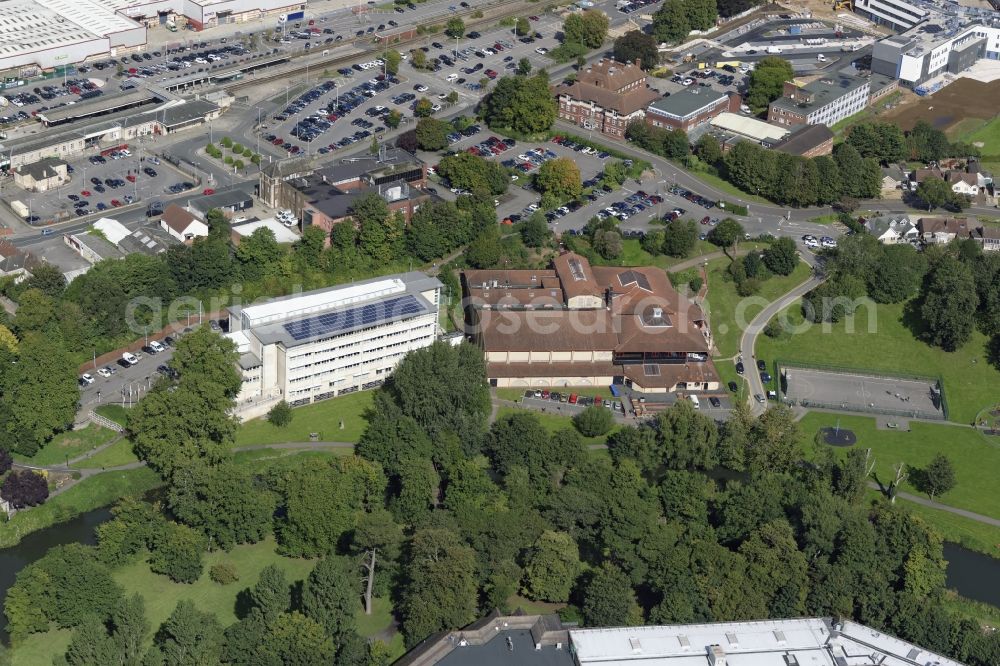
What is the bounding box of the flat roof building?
[395,615,967,666]
[231,218,300,244]
[645,88,740,133]
[768,71,872,128]
[226,272,443,411]
[709,112,790,144]
[463,252,717,394]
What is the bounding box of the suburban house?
[554,58,659,138]
[946,171,980,196]
[462,252,718,394]
[910,167,945,190]
[64,231,123,266]
[864,215,918,244]
[880,164,908,193]
[13,157,68,192]
[645,88,741,132]
[159,204,209,243]
[917,217,972,244]
[0,241,41,283]
[768,123,835,157]
[971,225,1000,252]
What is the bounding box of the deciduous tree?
[400,528,478,646]
[582,562,639,627]
[613,30,657,69]
[521,530,581,602]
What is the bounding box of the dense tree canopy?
[482,74,557,135]
[562,10,609,49]
[613,31,658,69]
[745,57,793,111]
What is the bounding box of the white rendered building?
[226,272,442,406]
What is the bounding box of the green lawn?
[10,538,403,665]
[902,494,1000,559]
[71,439,139,469]
[704,257,812,358]
[668,160,772,206]
[714,359,746,401]
[495,405,619,447]
[954,114,1000,154]
[234,391,374,446]
[756,300,999,424]
[799,412,1000,521]
[584,238,722,272]
[13,424,120,467]
[0,467,162,549]
[95,404,130,427]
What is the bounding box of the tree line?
[803,230,1000,357]
[6,340,1000,664]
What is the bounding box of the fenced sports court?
[776,360,947,421]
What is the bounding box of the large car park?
[28,149,184,221]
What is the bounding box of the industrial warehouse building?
[397,614,966,666]
[225,272,443,407]
[463,252,717,393]
[0,0,300,77]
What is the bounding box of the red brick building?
[555,59,659,138]
[645,88,741,132]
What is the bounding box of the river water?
[0,510,997,645]
[0,507,112,643]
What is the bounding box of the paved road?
[738,253,824,415]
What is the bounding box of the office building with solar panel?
[462,252,719,396]
[225,272,442,407]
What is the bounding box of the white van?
[688,395,701,410]
[120,149,131,157]
[122,352,138,366]
[149,340,165,353]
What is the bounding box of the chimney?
[782,80,798,98]
[635,58,641,70]
[652,306,663,319]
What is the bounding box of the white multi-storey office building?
[226,272,442,406]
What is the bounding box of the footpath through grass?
[704,257,812,358]
[0,467,161,549]
[13,424,119,467]
[234,391,374,446]
[71,439,139,469]
[756,300,999,424]
[799,412,1000,522]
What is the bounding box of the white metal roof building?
[569,618,966,666]
[710,112,790,144]
[225,272,443,407]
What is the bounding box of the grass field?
[234,391,374,447]
[704,258,813,358]
[10,538,405,665]
[71,439,139,469]
[799,412,1000,521]
[903,495,1000,559]
[495,405,619,447]
[953,114,1000,152]
[0,467,162,549]
[714,359,745,401]
[756,300,999,424]
[13,425,119,467]
[95,404,130,427]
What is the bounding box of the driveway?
[738,253,824,415]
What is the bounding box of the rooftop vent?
[773,630,786,645]
[628,637,642,653]
[726,632,739,648]
[679,635,691,651]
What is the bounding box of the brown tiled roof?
[947,171,978,186]
[913,168,944,183]
[477,309,620,353]
[972,226,1000,241]
[161,204,200,234]
[623,361,720,390]
[918,217,971,235]
[552,253,604,300]
[555,60,658,115]
[487,360,620,378]
[578,58,647,91]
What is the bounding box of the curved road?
[738,252,824,415]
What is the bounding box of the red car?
[202,188,215,195]
[80,190,91,197]
[126,174,136,182]
[485,69,498,79]
[111,199,122,207]
[700,216,710,225]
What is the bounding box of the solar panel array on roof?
[282,294,423,341]
[618,270,651,292]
